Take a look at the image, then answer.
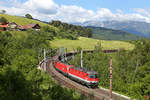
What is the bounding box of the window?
[89,74,94,78]
[89,74,98,78]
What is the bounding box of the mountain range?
[74,21,150,38]
[85,26,141,40]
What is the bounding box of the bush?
[0,17,7,24]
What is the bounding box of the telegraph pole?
[38,48,42,69]
[72,47,75,60]
[81,50,83,68]
[65,48,67,61]
[110,57,112,100]
[44,48,46,71]
[61,47,65,62]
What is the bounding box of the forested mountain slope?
[86,26,141,40]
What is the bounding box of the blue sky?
[54,0,150,12]
[19,0,150,12]
[1,0,150,23]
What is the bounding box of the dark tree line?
[49,20,93,39]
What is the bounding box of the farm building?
[8,22,18,30]
[18,24,40,31]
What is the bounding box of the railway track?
[45,59,130,100]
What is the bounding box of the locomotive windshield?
[89,74,98,78]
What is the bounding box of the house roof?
[0,23,8,27]
[8,22,18,25]
[18,24,40,29]
[17,25,24,29]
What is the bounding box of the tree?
[0,17,7,24]
[0,67,39,100]
[0,10,6,14]
[25,14,33,19]
[86,28,93,37]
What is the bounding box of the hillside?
[0,14,93,40]
[102,21,150,37]
[86,26,141,40]
[0,14,49,26]
[51,37,135,51]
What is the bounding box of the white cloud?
[94,8,115,21]
[1,0,150,23]
[93,8,150,23]
[52,5,95,23]
[23,0,58,14]
[134,8,150,18]
[53,7,150,23]
[0,0,58,21]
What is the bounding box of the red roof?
[0,24,8,27]
[17,25,25,29]
[18,24,40,29]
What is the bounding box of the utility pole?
[81,50,83,68]
[44,48,46,71]
[61,47,65,62]
[110,57,112,100]
[38,48,42,69]
[72,47,75,60]
[49,48,51,59]
[65,48,67,61]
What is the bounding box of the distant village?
[0,22,40,31]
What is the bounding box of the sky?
[0,0,150,23]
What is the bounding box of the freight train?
[52,55,99,88]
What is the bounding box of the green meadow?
[51,37,135,51]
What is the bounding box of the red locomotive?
[53,59,99,88]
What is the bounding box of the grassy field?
[0,14,49,26]
[51,37,135,51]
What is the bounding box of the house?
[8,22,18,30]
[18,24,40,31]
[0,23,8,31]
[17,25,26,31]
[26,24,40,30]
